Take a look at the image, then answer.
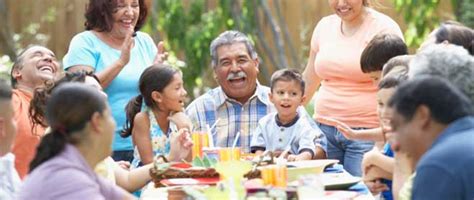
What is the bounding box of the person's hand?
[168,112,192,130]
[316,116,358,140]
[118,28,134,67]
[362,147,381,173]
[288,151,312,161]
[287,154,297,161]
[153,41,169,64]
[116,160,131,170]
[168,128,193,161]
[364,164,388,180]
[364,179,389,195]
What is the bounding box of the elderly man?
[410,44,474,101]
[391,44,474,200]
[186,30,326,158]
[389,77,474,200]
[9,45,60,178]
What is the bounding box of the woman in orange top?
[302,0,403,176]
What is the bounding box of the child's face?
[368,71,382,84]
[269,80,306,120]
[0,99,17,155]
[377,88,395,130]
[158,72,188,112]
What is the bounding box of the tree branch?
[259,0,288,69]
[274,0,300,68]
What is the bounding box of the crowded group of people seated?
[1,0,473,199]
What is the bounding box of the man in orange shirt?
[10,45,60,178]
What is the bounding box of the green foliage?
[146,1,262,98]
[0,56,13,82]
[394,0,441,47]
[459,0,474,28]
[393,0,473,48]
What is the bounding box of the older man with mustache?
[186,31,326,158]
[9,45,61,178]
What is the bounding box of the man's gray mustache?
[227,71,247,80]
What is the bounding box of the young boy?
[250,69,318,161]
[0,79,20,199]
[360,33,408,83]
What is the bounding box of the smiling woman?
[62,0,168,163]
[302,0,403,177]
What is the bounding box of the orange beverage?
[218,147,241,161]
[274,164,288,187]
[260,164,287,187]
[261,166,275,186]
[192,132,210,158]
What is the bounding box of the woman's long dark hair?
[121,64,179,137]
[29,83,107,172]
[29,72,96,129]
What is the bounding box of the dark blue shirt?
[412,116,474,200]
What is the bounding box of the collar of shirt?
[432,116,474,148]
[213,82,272,107]
[275,113,300,128]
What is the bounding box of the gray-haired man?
[186,30,326,158]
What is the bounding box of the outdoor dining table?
[140,164,376,200]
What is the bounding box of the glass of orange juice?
[192,131,210,158]
[273,164,287,187]
[260,164,287,187]
[260,166,275,186]
[218,147,241,161]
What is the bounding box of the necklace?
[340,8,369,36]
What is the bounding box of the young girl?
[122,64,192,168]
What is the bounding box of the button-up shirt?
[186,84,327,153]
[186,84,273,153]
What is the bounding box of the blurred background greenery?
[0,0,472,115]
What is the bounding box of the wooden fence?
[4,0,454,60]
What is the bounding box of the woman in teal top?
[62,0,167,162]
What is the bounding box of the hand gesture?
[153,41,169,64]
[316,116,358,140]
[168,128,193,161]
[364,179,389,195]
[118,29,134,67]
[362,146,381,173]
